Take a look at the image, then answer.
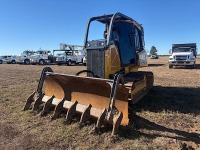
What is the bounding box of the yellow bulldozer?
[23,13,153,136]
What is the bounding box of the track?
[124,71,154,104]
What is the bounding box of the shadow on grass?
[170,64,200,69]
[118,115,200,144]
[133,86,200,114]
[148,63,200,69]
[148,64,166,67]
[118,86,200,143]
[119,114,200,144]
[194,64,200,69]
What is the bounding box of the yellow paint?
[105,46,122,79]
[105,45,141,79]
[131,76,147,98]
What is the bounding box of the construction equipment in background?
[23,12,154,136]
[53,44,85,66]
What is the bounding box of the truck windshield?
[173,48,191,53]
[36,51,44,54]
[56,53,63,56]
[66,52,73,56]
[23,51,35,55]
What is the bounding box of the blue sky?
[0,0,199,55]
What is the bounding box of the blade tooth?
[23,91,36,111]
[51,98,65,120]
[65,101,78,124]
[79,104,92,127]
[40,95,55,116]
[32,93,44,111]
[111,112,123,136]
[91,108,107,134]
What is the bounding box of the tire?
[11,60,16,64]
[0,60,2,64]
[169,65,173,69]
[39,59,45,65]
[67,60,72,66]
[24,59,30,65]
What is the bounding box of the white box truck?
[169,43,197,68]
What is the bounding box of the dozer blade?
[24,67,129,136]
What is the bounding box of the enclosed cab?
[169,43,197,68]
[84,13,148,79]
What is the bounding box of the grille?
[56,57,63,61]
[175,55,187,61]
[87,49,105,78]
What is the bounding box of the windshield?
[56,53,63,56]
[23,51,35,55]
[2,56,10,58]
[23,51,29,55]
[173,48,191,53]
[66,52,73,56]
[36,51,44,54]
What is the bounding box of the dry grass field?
[0,56,200,149]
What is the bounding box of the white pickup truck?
[0,55,17,64]
[169,43,197,68]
